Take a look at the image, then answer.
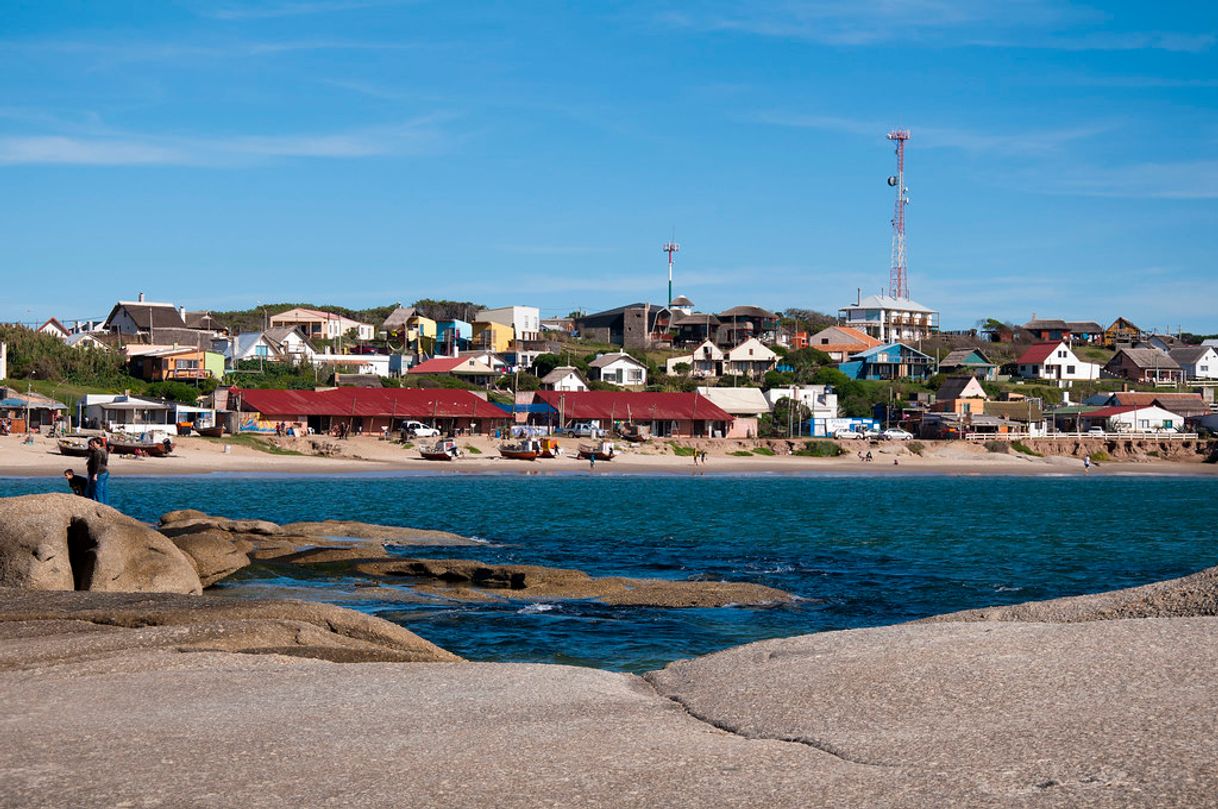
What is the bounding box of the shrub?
[1090,450,1110,462]
[983,441,1008,454]
[1010,440,1042,457]
[463,445,482,454]
[752,446,776,456]
[730,450,753,457]
[793,441,845,458]
[671,444,696,457]
[906,441,925,456]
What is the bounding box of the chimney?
[179,306,187,321]
[138,292,145,303]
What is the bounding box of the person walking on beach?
[86,437,110,505]
[63,469,87,496]
[588,453,596,470]
[1084,455,1092,472]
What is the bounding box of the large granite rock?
[648,617,1218,805]
[169,529,253,587]
[350,557,795,607]
[921,563,1218,623]
[159,510,481,546]
[0,588,460,667]
[0,494,201,595]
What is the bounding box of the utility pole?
[663,240,680,311]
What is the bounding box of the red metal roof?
[1016,342,1064,365]
[534,390,733,422]
[234,388,507,419]
[408,356,469,374]
[1084,405,1141,418]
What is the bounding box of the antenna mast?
[663,240,680,309]
[886,129,910,299]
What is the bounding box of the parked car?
[880,428,913,441]
[563,422,601,438]
[1086,426,1106,437]
[400,420,440,438]
[833,427,875,440]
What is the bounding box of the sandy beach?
[2,431,1214,478]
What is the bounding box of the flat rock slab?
[0,589,460,666]
[0,653,896,809]
[280,519,478,545]
[353,557,795,607]
[648,618,1218,806]
[922,563,1218,623]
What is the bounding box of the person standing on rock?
[86,437,110,505]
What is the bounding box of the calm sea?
[3,472,1216,672]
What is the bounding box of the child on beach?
[63,469,86,497]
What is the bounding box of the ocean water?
[2,472,1216,672]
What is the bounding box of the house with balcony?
[723,338,778,379]
[436,319,473,355]
[125,346,224,381]
[717,306,779,346]
[472,320,513,353]
[666,339,724,378]
[937,348,997,380]
[1104,317,1143,347]
[1103,348,1184,386]
[270,307,374,342]
[838,294,938,343]
[838,343,934,381]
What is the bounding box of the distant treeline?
[206,299,487,334]
[0,325,127,385]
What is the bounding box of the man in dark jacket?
[63,469,87,496]
[85,438,110,505]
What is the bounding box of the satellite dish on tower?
[887,176,899,187]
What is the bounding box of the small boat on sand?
[420,439,462,461]
[617,424,650,443]
[57,438,91,457]
[577,441,617,461]
[110,437,174,457]
[196,425,225,438]
[499,440,541,461]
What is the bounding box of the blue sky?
[1,0,1216,331]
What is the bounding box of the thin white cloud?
[1043,159,1218,199]
[0,116,453,167]
[755,112,1112,156]
[660,1,1211,52]
[200,0,408,21]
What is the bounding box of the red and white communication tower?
[886,129,911,300]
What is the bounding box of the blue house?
[436,319,473,355]
[838,343,933,381]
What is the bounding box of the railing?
[965,431,1199,441]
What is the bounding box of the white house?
[65,332,106,350]
[588,352,648,387]
[696,386,771,438]
[838,294,938,343]
[540,366,589,392]
[1083,405,1186,433]
[666,339,724,378]
[763,384,840,437]
[476,306,541,342]
[37,318,70,341]
[1169,346,1218,380]
[1016,341,1100,384]
[724,338,777,379]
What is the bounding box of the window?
[255,345,269,358]
[628,369,643,382]
[1066,365,1075,374]
[1057,350,1066,358]
[175,359,199,370]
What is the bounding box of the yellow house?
[406,313,436,356]
[473,320,513,353]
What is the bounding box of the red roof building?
[534,390,734,437]
[233,387,508,434]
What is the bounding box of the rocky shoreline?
[0,493,1216,807]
